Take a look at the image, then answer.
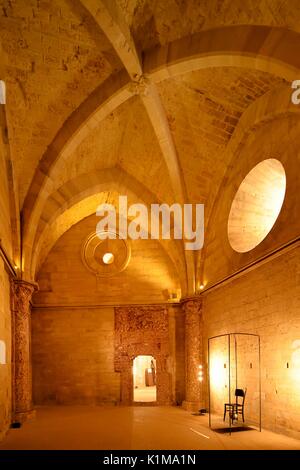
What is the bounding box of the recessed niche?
[228,159,286,253]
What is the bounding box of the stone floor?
[134,386,157,402]
[1,406,300,450]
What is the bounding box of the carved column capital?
[182,298,202,317]
[11,280,37,320]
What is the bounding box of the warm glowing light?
[133,356,157,403]
[210,355,227,389]
[102,252,114,265]
[199,285,204,290]
[228,159,286,252]
[291,339,300,384]
[198,364,204,382]
[0,340,6,365]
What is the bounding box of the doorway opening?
[133,355,157,403]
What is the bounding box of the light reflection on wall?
[133,355,156,388]
[291,340,300,384]
[0,340,6,365]
[209,345,229,417]
[210,355,227,390]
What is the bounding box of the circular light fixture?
[102,252,115,265]
[228,159,286,253]
[81,231,131,277]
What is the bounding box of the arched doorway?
[133,355,157,403]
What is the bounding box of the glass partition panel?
[209,333,261,434]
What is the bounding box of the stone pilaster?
[182,298,203,411]
[10,280,36,422]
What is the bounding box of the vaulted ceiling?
[1,0,300,296]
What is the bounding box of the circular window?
[81,231,131,277]
[102,252,114,265]
[228,159,286,253]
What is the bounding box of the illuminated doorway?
[133,355,157,403]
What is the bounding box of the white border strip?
[0,80,6,104]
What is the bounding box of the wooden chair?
[223,388,247,424]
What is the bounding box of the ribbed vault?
[1,0,300,298]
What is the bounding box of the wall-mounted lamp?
[196,282,205,293]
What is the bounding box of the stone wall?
[0,258,11,441]
[34,214,180,306]
[32,306,120,405]
[31,212,185,406]
[202,245,300,439]
[0,121,12,258]
[31,303,185,406]
[201,115,300,287]
[0,108,13,440]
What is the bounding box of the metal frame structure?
[208,333,261,435]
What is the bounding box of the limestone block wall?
[34,214,180,306]
[0,258,11,441]
[202,245,300,438]
[0,123,13,440]
[31,303,185,407]
[201,116,300,287]
[0,137,12,258]
[32,306,120,405]
[31,213,185,406]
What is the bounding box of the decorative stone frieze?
[114,305,171,405]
